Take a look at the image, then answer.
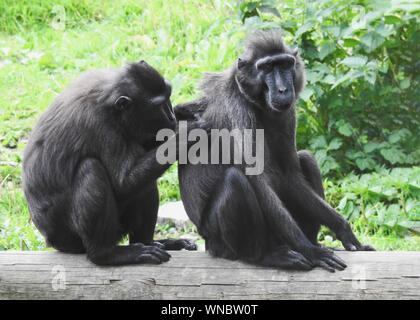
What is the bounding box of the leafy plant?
[325,166,420,236]
[239,0,420,178]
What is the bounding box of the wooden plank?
[0,251,419,300]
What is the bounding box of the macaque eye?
[258,62,272,72]
[115,96,132,110]
[279,60,295,69]
[279,56,296,69]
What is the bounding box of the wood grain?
[0,251,419,300]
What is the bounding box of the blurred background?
[0,0,419,251]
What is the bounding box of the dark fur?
[23,60,196,266]
[175,30,374,272]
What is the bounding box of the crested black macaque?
[23,60,196,266]
[175,30,374,272]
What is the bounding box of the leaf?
[398,1,420,11]
[375,24,394,37]
[383,204,400,227]
[322,74,335,84]
[364,205,376,218]
[258,5,281,18]
[341,200,354,219]
[378,61,389,73]
[364,142,380,153]
[331,69,364,89]
[314,149,327,166]
[397,220,420,229]
[343,38,360,47]
[319,42,336,60]
[380,148,401,164]
[322,158,339,175]
[322,25,341,38]
[328,137,343,151]
[406,199,420,213]
[355,157,375,171]
[384,14,401,24]
[299,87,314,102]
[305,70,323,83]
[365,70,377,85]
[376,205,388,225]
[337,196,348,211]
[389,131,402,144]
[400,78,410,89]
[364,10,383,23]
[261,0,278,5]
[240,1,259,12]
[338,122,353,137]
[313,64,330,74]
[341,55,368,68]
[361,32,385,53]
[346,150,364,160]
[295,21,315,39]
[311,136,327,149]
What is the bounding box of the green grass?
[0,0,419,251]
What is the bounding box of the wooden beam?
[0,251,419,299]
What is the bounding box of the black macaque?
[175,30,374,272]
[23,60,196,266]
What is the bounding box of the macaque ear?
[237,58,247,69]
[115,96,133,110]
[292,48,299,56]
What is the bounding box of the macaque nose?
[278,86,287,94]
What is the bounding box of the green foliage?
[238,0,420,248]
[239,0,420,177]
[324,166,420,235]
[158,164,181,204]
[238,0,281,23]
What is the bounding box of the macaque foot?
[153,239,197,251]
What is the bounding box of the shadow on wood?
[0,251,419,299]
